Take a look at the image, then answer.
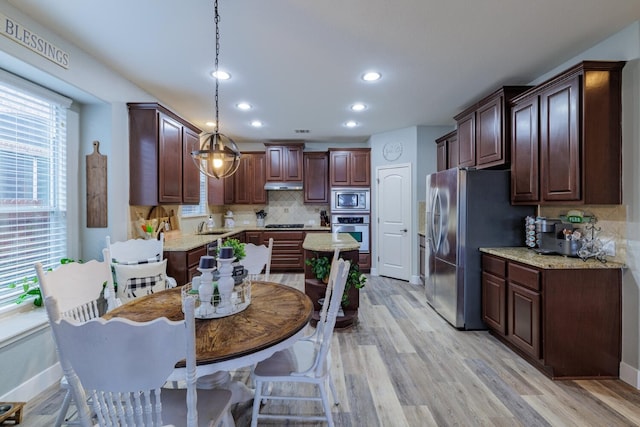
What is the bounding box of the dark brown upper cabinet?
[303,152,329,204]
[454,86,531,170]
[264,143,304,182]
[511,61,625,205]
[435,130,458,171]
[210,152,266,205]
[128,103,202,206]
[329,148,371,187]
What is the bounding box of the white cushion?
[113,259,168,304]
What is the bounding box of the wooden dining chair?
[242,238,273,281]
[44,294,233,427]
[250,258,350,427]
[35,248,118,427]
[106,233,177,292]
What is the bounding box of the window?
[0,70,71,307]
[181,172,207,217]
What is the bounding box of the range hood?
[264,181,304,191]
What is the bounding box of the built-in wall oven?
[331,214,370,253]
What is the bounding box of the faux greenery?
[306,256,367,306]
[306,256,332,282]
[217,238,246,261]
[8,258,80,307]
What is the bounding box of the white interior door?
[377,163,411,281]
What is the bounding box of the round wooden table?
[104,281,313,403]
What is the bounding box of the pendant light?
[191,0,241,179]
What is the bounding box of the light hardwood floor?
[23,273,640,426]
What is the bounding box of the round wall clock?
[383,142,403,161]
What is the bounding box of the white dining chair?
[44,294,233,427]
[250,258,350,427]
[106,234,177,289]
[242,237,273,281]
[35,248,118,427]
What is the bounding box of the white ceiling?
[7,0,640,143]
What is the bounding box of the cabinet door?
[251,153,267,204]
[482,272,506,335]
[436,142,447,171]
[349,150,370,186]
[245,231,262,245]
[511,95,539,203]
[182,127,201,204]
[208,175,225,205]
[507,282,541,359]
[447,133,459,169]
[419,235,426,281]
[540,76,580,201]
[304,152,329,203]
[329,151,350,186]
[158,113,183,203]
[265,146,284,181]
[456,112,475,167]
[285,145,303,181]
[476,96,503,166]
[234,155,252,204]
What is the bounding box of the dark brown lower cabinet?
[481,253,621,379]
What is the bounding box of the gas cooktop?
[264,224,304,229]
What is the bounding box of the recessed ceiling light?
[351,103,367,112]
[211,70,231,80]
[237,102,252,110]
[205,121,217,127]
[250,120,263,127]
[362,71,381,82]
[344,120,358,128]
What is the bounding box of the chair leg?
[328,372,340,406]
[318,381,335,427]
[55,390,72,427]
[250,379,263,427]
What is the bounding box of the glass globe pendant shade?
[191,132,241,179]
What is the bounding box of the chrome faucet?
[197,221,206,233]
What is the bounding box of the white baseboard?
[0,362,62,401]
[409,275,423,285]
[620,362,640,389]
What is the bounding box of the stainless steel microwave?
[330,188,370,212]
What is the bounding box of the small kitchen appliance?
[330,188,370,213]
[535,218,581,257]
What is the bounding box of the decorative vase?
[216,255,235,314]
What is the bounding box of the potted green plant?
[306,256,332,283]
[216,238,246,261]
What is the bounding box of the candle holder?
[216,255,235,314]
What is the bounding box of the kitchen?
[2,1,640,425]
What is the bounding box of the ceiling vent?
[294,129,310,134]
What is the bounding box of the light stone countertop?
[163,226,331,252]
[302,232,360,252]
[480,247,625,269]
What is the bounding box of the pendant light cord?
[214,0,220,133]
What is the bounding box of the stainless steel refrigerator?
[425,168,533,330]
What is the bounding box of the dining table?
[103,280,313,406]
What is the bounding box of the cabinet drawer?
[482,254,506,278]
[508,262,540,291]
[187,245,207,268]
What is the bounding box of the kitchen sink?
[197,231,227,235]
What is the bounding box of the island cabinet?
[453,86,531,170]
[511,61,625,205]
[213,152,266,205]
[128,102,202,205]
[481,253,621,379]
[329,148,371,187]
[303,152,329,204]
[435,130,458,171]
[264,143,304,182]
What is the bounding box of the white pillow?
[113,259,168,304]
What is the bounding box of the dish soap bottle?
[206,215,215,231]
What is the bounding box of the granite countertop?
[302,232,360,252]
[479,247,625,270]
[163,226,331,252]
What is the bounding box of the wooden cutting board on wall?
[86,140,108,228]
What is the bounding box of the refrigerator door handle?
[430,189,443,253]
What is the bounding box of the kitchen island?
[303,232,360,328]
[479,247,623,379]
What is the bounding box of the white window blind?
[0,71,70,307]
[181,172,207,216]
